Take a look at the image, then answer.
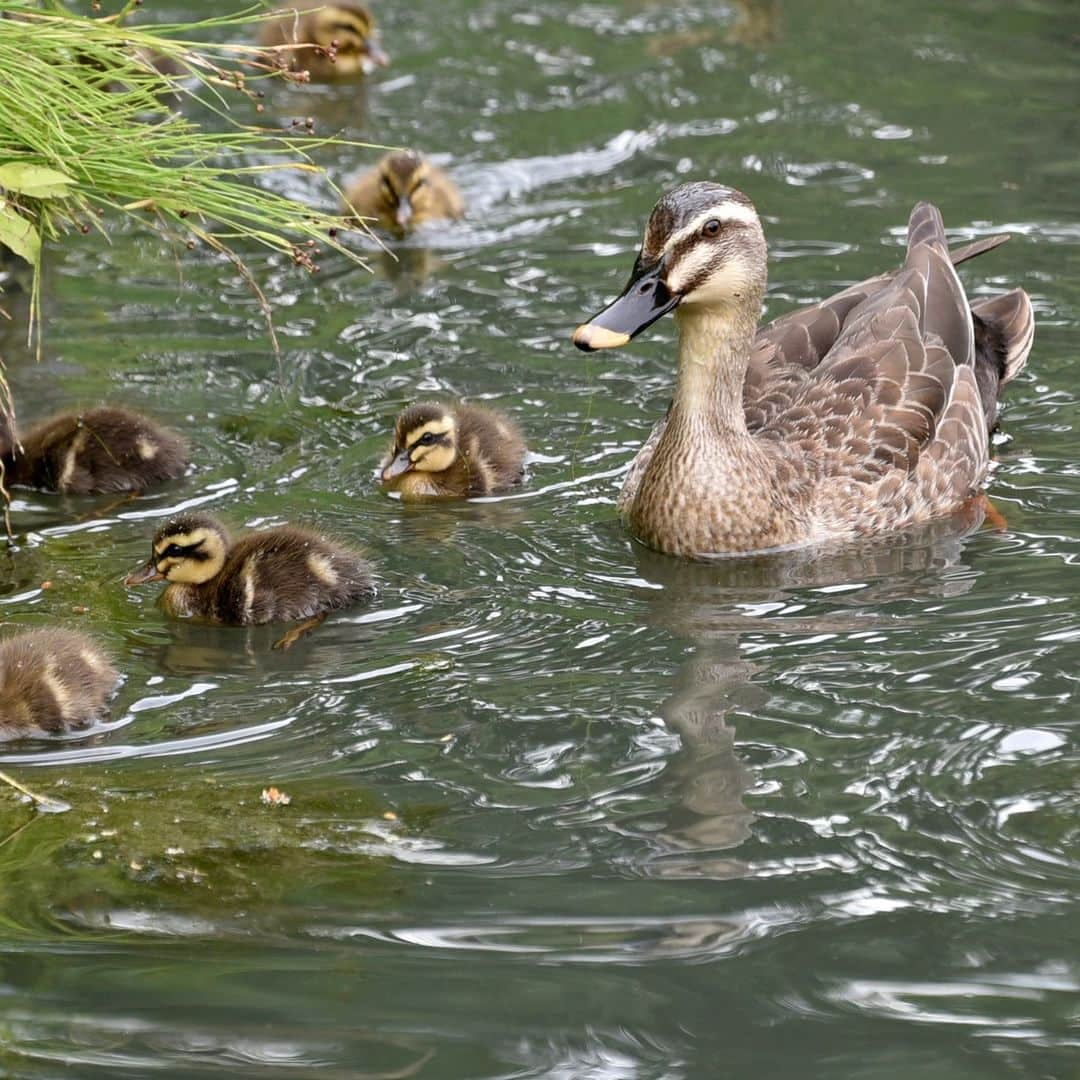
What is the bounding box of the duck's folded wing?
[744,226,1010,430]
[754,202,989,492]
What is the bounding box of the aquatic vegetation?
[0,0,374,449]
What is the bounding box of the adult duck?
[573,183,1033,557]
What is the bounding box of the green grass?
[0,0,377,458]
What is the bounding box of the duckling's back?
[0,629,119,738]
[455,404,527,494]
[210,528,375,625]
[7,406,187,494]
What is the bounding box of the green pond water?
[1,0,1078,1076]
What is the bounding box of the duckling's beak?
[382,449,413,481]
[124,560,165,586]
[573,258,680,352]
[364,39,390,70]
[394,196,413,231]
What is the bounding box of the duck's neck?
[668,302,759,439]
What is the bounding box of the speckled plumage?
[0,629,119,738]
[0,405,187,495]
[128,513,375,625]
[380,402,526,499]
[585,185,1034,557]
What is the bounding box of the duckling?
[259,1,389,80]
[345,151,465,237]
[0,629,119,738]
[380,402,526,499]
[0,405,187,495]
[124,512,375,626]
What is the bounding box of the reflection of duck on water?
[631,509,989,862]
[633,547,759,863]
[643,0,782,57]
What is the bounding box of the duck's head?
[573,182,767,351]
[381,403,458,483]
[371,151,445,234]
[125,513,229,587]
[307,3,389,75]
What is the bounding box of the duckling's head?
[307,3,389,75]
[124,513,229,587]
[371,151,444,235]
[573,182,767,351]
[382,403,458,483]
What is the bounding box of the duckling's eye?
[417,432,437,446]
[164,544,184,558]
[411,177,428,192]
[702,219,722,238]
[380,177,396,201]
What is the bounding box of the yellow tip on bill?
[572,323,631,351]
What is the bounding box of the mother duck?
[573,183,1034,558]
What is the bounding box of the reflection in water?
[374,244,448,293]
[634,548,759,865]
[726,0,782,47]
[643,0,782,55]
[633,510,987,866]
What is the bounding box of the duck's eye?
[380,178,396,201]
[702,219,722,238]
[164,543,184,558]
[417,432,437,446]
[411,177,428,192]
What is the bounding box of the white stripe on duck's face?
[646,202,767,310]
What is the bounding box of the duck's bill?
[363,41,390,71]
[124,561,164,586]
[573,263,680,352]
[382,450,413,481]
[394,196,414,230]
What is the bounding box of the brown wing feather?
[756,200,986,500]
[743,227,1011,418]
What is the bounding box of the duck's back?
[208,528,375,625]
[6,406,186,494]
[0,629,119,738]
[455,405,527,495]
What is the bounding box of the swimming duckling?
[381,402,526,499]
[345,151,465,237]
[258,1,389,80]
[124,512,375,626]
[0,629,119,738]
[0,405,187,495]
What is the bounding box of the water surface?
[1,0,1077,1076]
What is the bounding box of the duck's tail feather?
[949,233,1011,267]
[971,289,1034,386]
[907,202,948,251]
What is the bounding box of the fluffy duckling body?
[259,1,388,79]
[0,406,187,495]
[381,403,526,499]
[345,151,464,236]
[0,630,119,738]
[125,513,375,625]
